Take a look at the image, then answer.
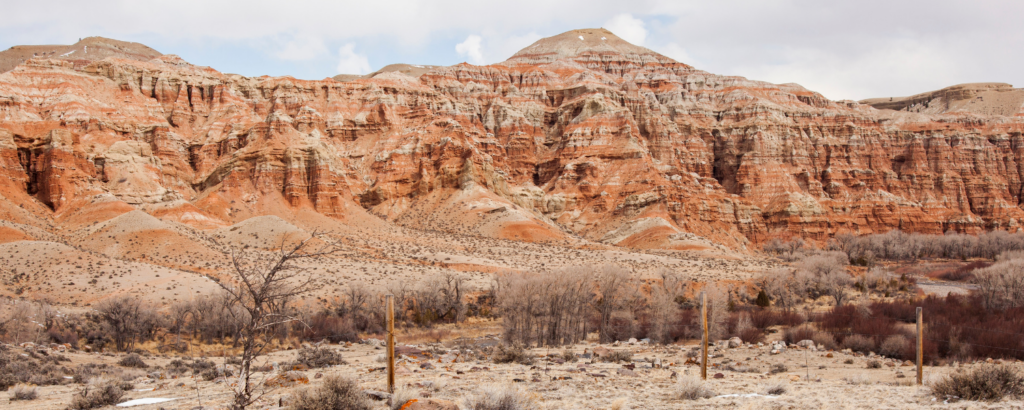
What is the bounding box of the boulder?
[728,337,743,348]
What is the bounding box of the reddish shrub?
[738,327,765,344]
[939,261,991,282]
[750,309,804,329]
[783,325,817,345]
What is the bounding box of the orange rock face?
[2,28,1024,250]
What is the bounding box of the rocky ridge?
[2,28,1024,255]
[861,82,1024,117]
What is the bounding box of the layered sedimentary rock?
[2,28,1024,251]
[861,83,1024,117]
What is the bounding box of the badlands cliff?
[2,28,1024,254]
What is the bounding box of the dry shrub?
[389,387,418,410]
[940,261,991,282]
[166,359,215,376]
[462,384,537,410]
[11,384,38,401]
[866,360,882,369]
[675,375,715,400]
[782,325,816,345]
[492,345,534,365]
[295,345,347,369]
[67,377,127,410]
[291,375,371,410]
[763,381,787,395]
[811,331,838,350]
[600,350,633,363]
[561,350,578,363]
[931,365,1024,402]
[842,335,875,353]
[750,309,805,329]
[769,364,788,375]
[878,335,909,358]
[298,312,358,343]
[0,346,67,389]
[117,353,148,368]
[737,327,765,344]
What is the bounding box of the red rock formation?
[2,28,1024,251]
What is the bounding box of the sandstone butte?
[2,28,1024,253]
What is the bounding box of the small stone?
[713,373,724,379]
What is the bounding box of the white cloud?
[336,43,371,75]
[494,32,543,61]
[455,34,485,65]
[274,34,327,61]
[656,43,697,66]
[603,13,646,45]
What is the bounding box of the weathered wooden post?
[701,291,708,380]
[917,307,923,385]
[386,294,396,393]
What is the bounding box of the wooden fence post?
[701,291,708,381]
[917,307,923,385]
[386,294,395,394]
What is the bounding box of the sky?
[2,0,1022,101]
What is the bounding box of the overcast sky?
[2,0,1022,100]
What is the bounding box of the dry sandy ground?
[0,209,776,307]
[6,333,1021,410]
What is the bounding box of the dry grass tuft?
[389,386,418,410]
[600,350,633,363]
[492,345,534,365]
[462,384,537,410]
[675,375,715,400]
[11,384,38,401]
[610,397,629,410]
[291,375,371,410]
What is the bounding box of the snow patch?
[714,394,778,399]
[578,36,584,40]
[60,50,75,57]
[117,398,179,407]
[602,37,607,40]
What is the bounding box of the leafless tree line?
[766,229,1024,264]
[973,251,1024,309]
[492,264,749,346]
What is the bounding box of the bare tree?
[594,264,633,343]
[819,271,854,306]
[94,295,158,352]
[760,268,805,311]
[217,232,340,410]
[974,259,1024,309]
